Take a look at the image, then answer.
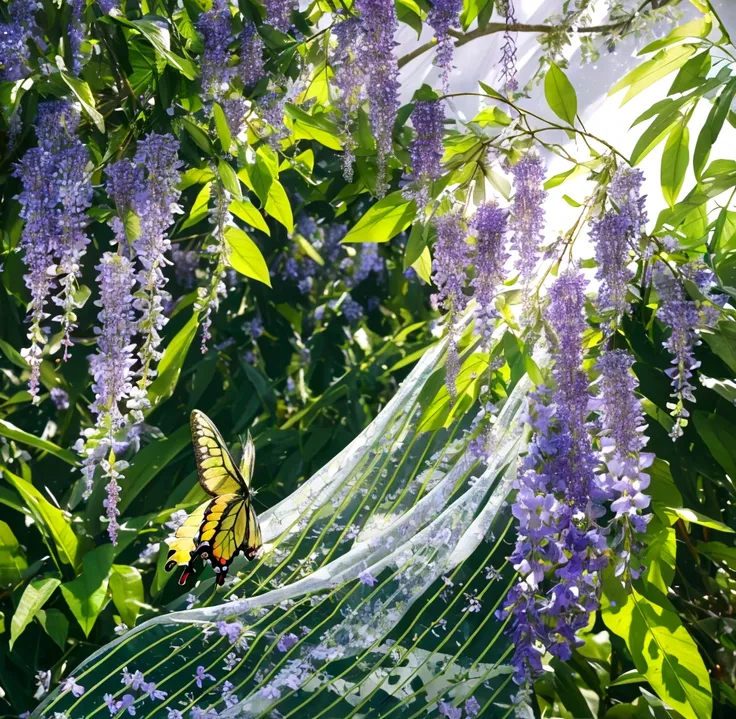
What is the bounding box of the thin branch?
[398,17,645,70]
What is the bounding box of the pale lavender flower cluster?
[500,0,519,92]
[655,271,702,439]
[352,243,385,285]
[609,167,647,239]
[266,0,296,32]
[508,155,546,292]
[593,349,652,578]
[98,0,120,14]
[197,183,232,353]
[198,0,234,100]
[471,202,508,344]
[502,272,607,687]
[0,0,37,81]
[590,167,648,319]
[15,101,91,400]
[129,133,183,390]
[85,253,137,527]
[407,99,444,208]
[431,212,470,395]
[355,0,400,197]
[69,0,85,75]
[332,16,365,182]
[239,22,265,87]
[108,667,168,716]
[426,0,462,91]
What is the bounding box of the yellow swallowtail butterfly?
[165,410,262,587]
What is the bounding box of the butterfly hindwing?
[190,410,246,496]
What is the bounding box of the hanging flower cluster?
[239,22,266,87]
[500,0,519,92]
[68,0,86,75]
[196,183,233,353]
[471,202,509,345]
[198,0,235,100]
[426,0,462,92]
[0,0,37,81]
[431,212,470,395]
[508,154,547,294]
[266,0,296,33]
[14,101,91,401]
[407,98,445,208]
[354,0,400,197]
[501,271,608,688]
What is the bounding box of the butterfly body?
[165,410,262,587]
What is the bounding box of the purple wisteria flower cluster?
[198,0,235,100]
[266,0,296,33]
[197,183,233,353]
[427,0,462,92]
[14,100,91,401]
[239,22,266,87]
[590,167,647,320]
[407,98,445,209]
[73,134,181,540]
[431,212,470,395]
[654,269,704,439]
[500,0,519,92]
[471,202,509,345]
[501,271,609,688]
[508,154,547,296]
[0,0,37,81]
[354,0,400,196]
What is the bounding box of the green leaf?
[471,106,512,127]
[661,123,689,207]
[180,118,213,153]
[631,110,684,166]
[638,15,713,54]
[213,103,232,152]
[36,608,69,650]
[602,579,712,719]
[3,469,81,570]
[180,182,211,230]
[10,577,60,649]
[0,520,27,587]
[128,17,197,80]
[284,104,342,150]
[148,312,199,405]
[0,419,78,465]
[693,78,736,178]
[461,0,491,30]
[109,565,145,627]
[264,180,294,232]
[57,62,105,132]
[412,246,432,284]
[229,198,270,235]
[60,545,115,637]
[692,410,736,481]
[642,518,676,593]
[544,63,578,125]
[239,150,275,205]
[342,192,417,243]
[697,541,736,570]
[702,321,736,374]
[404,223,429,270]
[666,506,734,533]
[119,425,191,513]
[610,45,697,105]
[225,226,272,286]
[217,159,243,201]
[669,51,711,95]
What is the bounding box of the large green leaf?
[110,565,146,627]
[3,469,82,570]
[148,312,200,406]
[225,226,272,286]
[229,198,270,235]
[692,410,736,481]
[37,608,69,650]
[544,63,577,125]
[126,16,197,80]
[0,419,79,465]
[342,192,417,244]
[264,179,294,232]
[284,104,343,150]
[60,545,115,637]
[610,45,697,105]
[10,577,60,650]
[661,123,689,207]
[693,78,736,178]
[0,520,27,587]
[602,576,712,719]
[180,182,212,230]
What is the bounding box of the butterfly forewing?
[190,410,247,496]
